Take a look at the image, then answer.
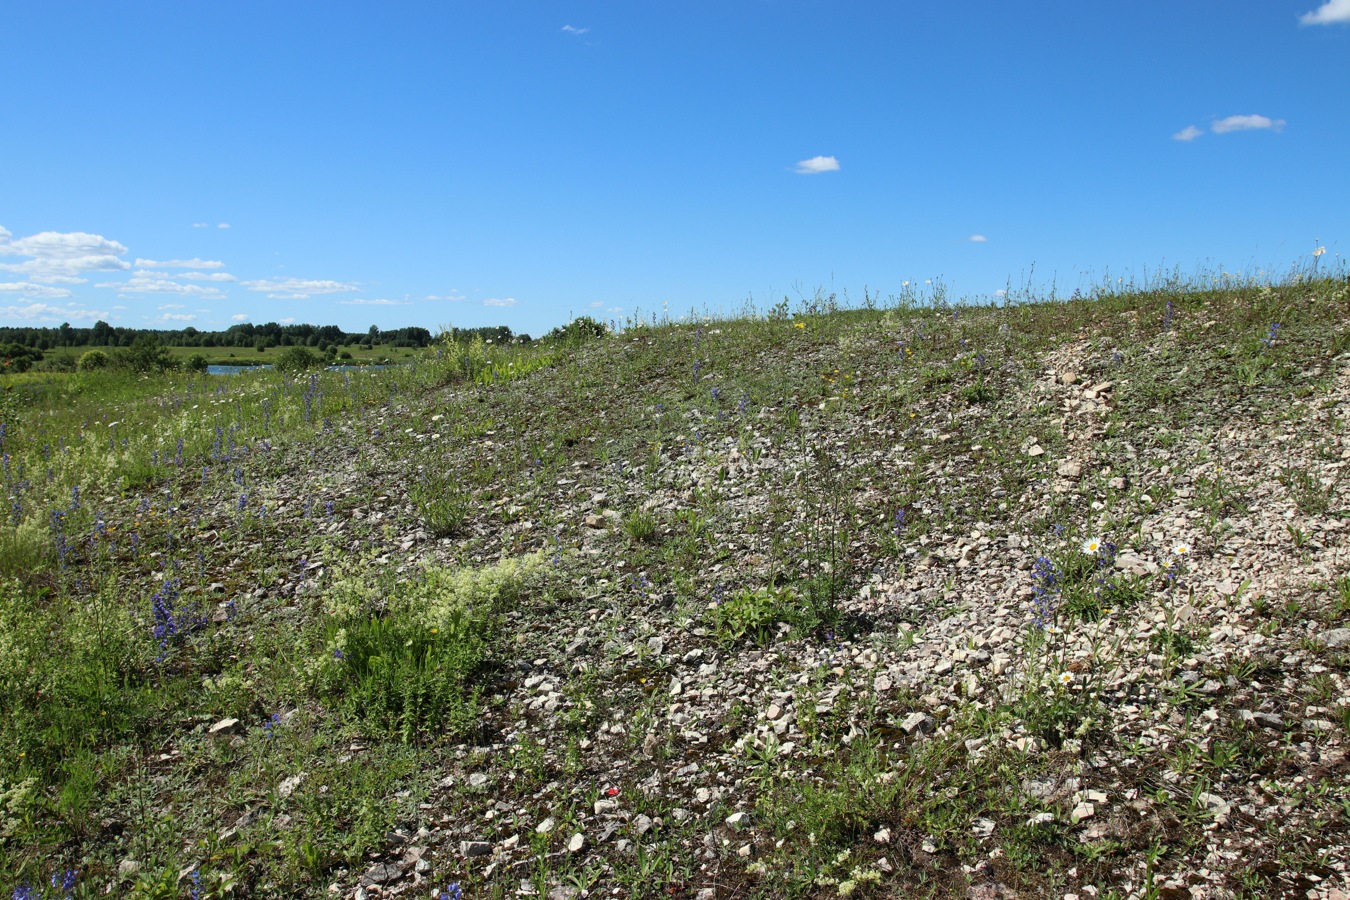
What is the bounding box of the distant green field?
[33,341,423,369]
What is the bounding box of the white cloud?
[176,271,236,282]
[230,313,249,321]
[337,298,409,306]
[562,24,589,34]
[1300,0,1350,24]
[968,234,988,243]
[242,277,359,299]
[159,312,196,322]
[3,229,127,261]
[0,226,131,282]
[0,282,73,299]
[97,272,226,299]
[424,292,466,302]
[588,301,605,308]
[794,155,840,174]
[218,223,230,229]
[157,303,186,310]
[1212,114,1285,134]
[1172,125,1204,141]
[135,257,225,269]
[192,223,210,228]
[278,317,295,324]
[0,302,111,324]
[483,297,518,307]
[994,289,1008,298]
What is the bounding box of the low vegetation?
[1,276,1348,899]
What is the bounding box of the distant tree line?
[0,320,451,352]
[0,320,542,373]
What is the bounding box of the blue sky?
[1,1,1346,338]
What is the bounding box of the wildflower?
[1031,555,1061,630]
[439,884,463,900]
[1313,246,1326,258]
[49,869,76,900]
[1058,671,1073,686]
[793,321,805,329]
[1082,537,1102,555]
[264,712,282,738]
[1172,543,1190,556]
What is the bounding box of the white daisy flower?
[1058,671,1074,686]
[1172,543,1190,556]
[1082,537,1102,555]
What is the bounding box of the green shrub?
[77,350,110,371]
[1,343,44,373]
[184,353,209,374]
[546,315,608,344]
[114,336,177,373]
[275,345,322,374]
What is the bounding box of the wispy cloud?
[483,297,517,308]
[424,292,466,302]
[0,302,111,324]
[1172,116,1285,140]
[337,298,409,306]
[217,223,230,229]
[177,271,236,282]
[135,257,225,269]
[192,223,210,229]
[159,312,196,322]
[241,277,359,299]
[230,313,249,321]
[1212,114,1285,134]
[968,234,988,243]
[0,225,131,282]
[561,24,589,34]
[0,282,74,300]
[794,155,840,175]
[1300,0,1350,24]
[98,272,226,299]
[157,303,186,310]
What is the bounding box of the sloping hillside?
[3,280,1350,899]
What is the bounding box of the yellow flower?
[793,322,806,329]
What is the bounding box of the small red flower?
[606,787,619,797]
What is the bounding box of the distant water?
[208,364,271,375]
[206,363,392,375]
